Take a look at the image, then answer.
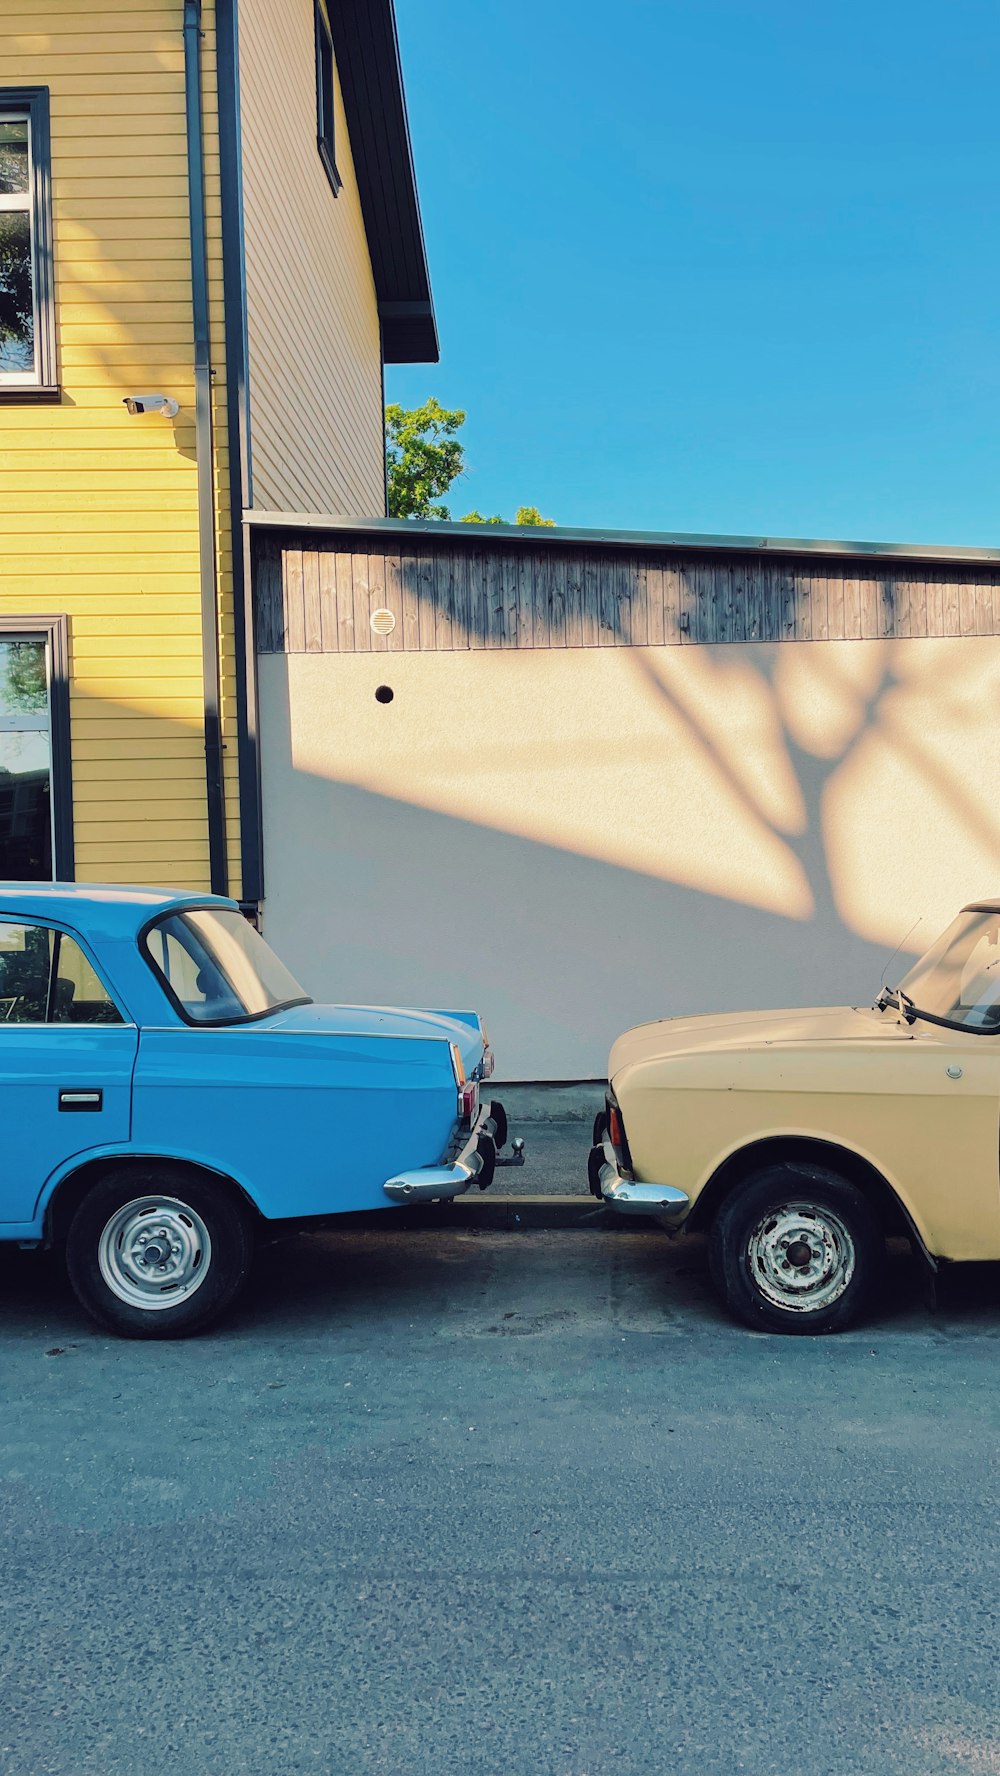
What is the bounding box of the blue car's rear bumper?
[383,1099,509,1203]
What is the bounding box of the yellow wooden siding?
[238,0,384,517]
[0,0,242,895]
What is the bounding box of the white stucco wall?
[258,640,1000,1079]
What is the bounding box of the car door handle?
[59,1089,103,1112]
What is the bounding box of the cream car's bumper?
[588,1133,689,1221]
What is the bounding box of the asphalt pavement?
[497,1119,591,1195]
[3,1168,1000,1775]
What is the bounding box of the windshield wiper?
[876,985,916,1023]
[877,985,1000,1035]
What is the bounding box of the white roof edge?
[243,509,1000,567]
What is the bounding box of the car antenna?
[880,917,922,990]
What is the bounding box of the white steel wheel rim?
[746,1201,856,1314]
[98,1195,213,1312]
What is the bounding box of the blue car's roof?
[0,883,237,941]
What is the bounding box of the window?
[0,89,56,397]
[0,621,72,881]
[900,909,1000,1031]
[144,907,310,1025]
[314,4,341,195]
[0,923,122,1024]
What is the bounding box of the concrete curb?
[492,1083,606,1125]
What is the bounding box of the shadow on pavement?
[2,1226,1000,1344]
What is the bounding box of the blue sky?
[387,0,999,545]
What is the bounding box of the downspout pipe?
[216,0,264,907]
[184,0,229,896]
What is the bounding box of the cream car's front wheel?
[709,1164,882,1335]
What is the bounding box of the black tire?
[65,1165,254,1340]
[708,1163,882,1335]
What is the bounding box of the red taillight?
[609,1105,624,1150]
[461,1080,479,1122]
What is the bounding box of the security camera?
[122,394,179,418]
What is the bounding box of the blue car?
[0,884,516,1337]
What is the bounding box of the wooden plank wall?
[253,532,1000,653]
[2,0,242,893]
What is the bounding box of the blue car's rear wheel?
[66,1166,253,1339]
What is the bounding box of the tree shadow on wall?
[258,658,912,1077]
[256,540,1000,1071]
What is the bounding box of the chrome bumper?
[384,1100,507,1204]
[589,1138,689,1222]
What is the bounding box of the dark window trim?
[0,86,58,402]
[138,905,312,1029]
[315,2,342,196]
[0,615,73,880]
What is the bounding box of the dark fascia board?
[330,0,438,364]
[243,510,1000,569]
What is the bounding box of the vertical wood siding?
[0,0,241,892]
[238,0,385,518]
[254,533,1000,652]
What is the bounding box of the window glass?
[0,114,35,377]
[52,932,122,1024]
[899,909,1000,1030]
[0,922,50,1021]
[0,637,52,880]
[0,642,51,884]
[0,119,29,194]
[146,908,310,1024]
[314,5,340,191]
[0,922,122,1024]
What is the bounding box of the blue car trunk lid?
[259,1002,486,1078]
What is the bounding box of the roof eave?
[243,510,1000,569]
[331,0,439,365]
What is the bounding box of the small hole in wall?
[375,685,394,704]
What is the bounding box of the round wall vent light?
[370,607,396,636]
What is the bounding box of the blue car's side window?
[0,923,123,1024]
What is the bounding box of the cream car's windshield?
[892,909,1000,1032]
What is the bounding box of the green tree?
[385,398,466,519]
[459,506,556,527]
[384,402,555,525]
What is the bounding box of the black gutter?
[183,0,229,897]
[216,0,264,905]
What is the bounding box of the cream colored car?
[590,902,1000,1333]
